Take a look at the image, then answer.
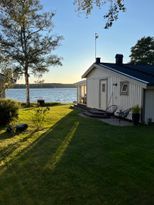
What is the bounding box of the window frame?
[102,83,106,92]
[120,81,129,96]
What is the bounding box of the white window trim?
[120,81,129,95]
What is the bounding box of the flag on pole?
[95,33,99,39]
[95,33,99,59]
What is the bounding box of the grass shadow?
[0,131,14,140]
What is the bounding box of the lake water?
[6,88,77,103]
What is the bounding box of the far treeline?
[13,83,76,89]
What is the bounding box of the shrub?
[31,107,50,131]
[0,99,19,126]
[132,105,141,114]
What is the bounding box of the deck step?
[84,111,110,118]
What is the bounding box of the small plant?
[0,99,19,126]
[132,105,141,125]
[32,107,50,131]
[132,105,140,114]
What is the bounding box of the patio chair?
[105,105,118,116]
[116,108,131,122]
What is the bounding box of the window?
[102,83,105,92]
[120,81,129,95]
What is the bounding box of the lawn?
[0,104,154,205]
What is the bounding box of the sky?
[18,0,154,84]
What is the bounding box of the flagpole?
[95,33,96,60]
[95,33,98,60]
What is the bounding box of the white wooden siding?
[87,79,99,108]
[86,67,144,120]
[145,89,154,123]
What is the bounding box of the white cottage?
[76,54,154,123]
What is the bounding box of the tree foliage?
[74,0,125,28]
[0,0,62,105]
[0,61,17,96]
[130,37,154,65]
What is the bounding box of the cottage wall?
[86,67,146,120]
[144,89,154,123]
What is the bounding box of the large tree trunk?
[25,71,30,107]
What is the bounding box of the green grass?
[0,104,154,205]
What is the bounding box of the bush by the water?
[0,99,19,126]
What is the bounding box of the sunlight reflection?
[44,121,79,171]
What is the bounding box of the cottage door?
[100,80,107,110]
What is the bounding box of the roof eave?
[82,63,96,78]
[147,83,154,86]
[101,64,149,85]
[75,80,86,85]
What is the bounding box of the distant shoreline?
[12,83,76,89]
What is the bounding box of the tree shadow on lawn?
[0,130,40,166]
[0,109,78,167]
[0,110,82,204]
[0,131,14,140]
[1,112,154,205]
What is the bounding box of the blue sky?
[20,0,154,84]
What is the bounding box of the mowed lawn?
[0,105,154,205]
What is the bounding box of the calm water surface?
[6,88,77,103]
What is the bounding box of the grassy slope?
[0,105,154,205]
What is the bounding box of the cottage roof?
[75,80,86,85]
[82,62,154,86]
